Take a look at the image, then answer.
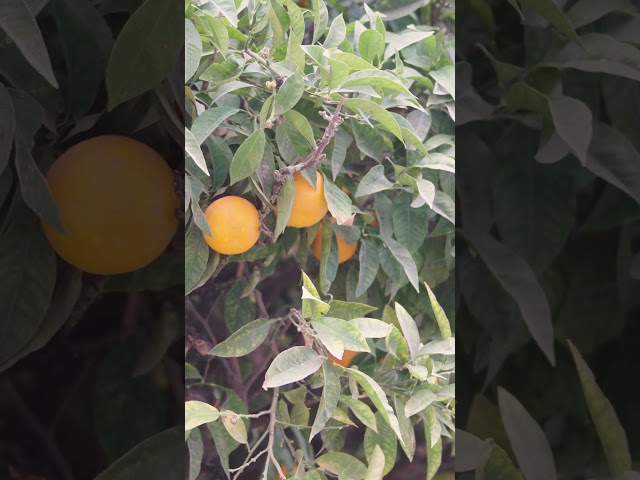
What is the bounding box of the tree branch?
[262,387,286,480]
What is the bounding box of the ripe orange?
[279,463,298,479]
[310,219,358,264]
[202,196,260,255]
[328,350,359,367]
[42,135,179,275]
[370,212,379,228]
[286,171,328,228]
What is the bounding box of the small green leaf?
[340,395,378,432]
[349,318,391,338]
[309,362,341,440]
[323,174,352,224]
[363,412,397,476]
[326,300,377,320]
[185,19,202,82]
[316,452,367,480]
[274,174,294,239]
[209,319,276,358]
[323,13,346,48]
[312,317,370,360]
[0,0,59,88]
[229,129,266,185]
[185,401,220,430]
[311,0,328,44]
[358,29,384,64]
[568,341,632,475]
[355,165,395,198]
[498,387,558,480]
[221,410,248,444]
[105,0,181,109]
[383,237,420,292]
[424,282,452,339]
[405,390,438,417]
[263,346,324,389]
[191,107,240,145]
[275,71,304,115]
[185,128,209,176]
[355,239,380,297]
[394,303,420,359]
[344,98,403,141]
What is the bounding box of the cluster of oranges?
[202,170,361,264]
[41,135,371,275]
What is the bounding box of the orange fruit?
[279,463,298,479]
[42,135,179,275]
[202,196,260,255]
[328,350,360,367]
[286,171,328,228]
[310,219,358,264]
[370,212,379,228]
[341,185,350,195]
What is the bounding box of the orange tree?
[184,1,455,479]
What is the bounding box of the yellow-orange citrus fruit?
[311,219,358,264]
[370,212,379,228]
[286,171,328,228]
[42,135,179,275]
[328,350,360,367]
[202,196,260,255]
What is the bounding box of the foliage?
[0,0,183,478]
[184,0,455,478]
[457,0,640,478]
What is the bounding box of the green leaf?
[185,222,209,293]
[568,341,632,475]
[224,278,257,332]
[417,337,455,355]
[349,318,391,338]
[466,233,555,364]
[355,239,380,297]
[341,70,413,98]
[518,0,582,46]
[424,282,452,339]
[355,165,395,198]
[566,0,637,29]
[309,362,341,440]
[404,390,438,417]
[191,107,240,145]
[0,210,56,366]
[187,426,203,480]
[209,0,238,27]
[332,52,376,71]
[394,303,420,359]
[229,129,266,185]
[364,412,397,476]
[200,54,245,85]
[392,192,429,254]
[586,123,640,205]
[431,190,456,225]
[455,429,493,472]
[424,417,442,480]
[393,395,416,461]
[209,319,276,358]
[358,29,384,65]
[283,0,304,39]
[345,368,405,446]
[364,444,385,480]
[286,30,306,72]
[386,326,409,363]
[430,66,455,100]
[50,0,113,115]
[301,271,330,320]
[384,30,434,60]
[316,452,367,480]
[185,401,220,430]
[202,14,229,56]
[382,237,420,292]
[274,174,294,239]
[185,18,202,82]
[312,317,370,359]
[263,346,325,389]
[94,428,182,480]
[326,300,377,320]
[311,0,328,44]
[0,0,58,88]
[498,387,557,480]
[344,98,403,142]
[275,71,304,115]
[105,0,181,109]
[284,110,315,147]
[506,84,592,165]
[323,13,346,48]
[221,410,248,445]
[0,267,81,372]
[185,128,209,176]
[15,138,65,233]
[323,174,352,224]
[339,395,378,432]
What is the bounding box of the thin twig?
[1,375,76,480]
[230,429,269,479]
[244,48,281,78]
[263,387,286,480]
